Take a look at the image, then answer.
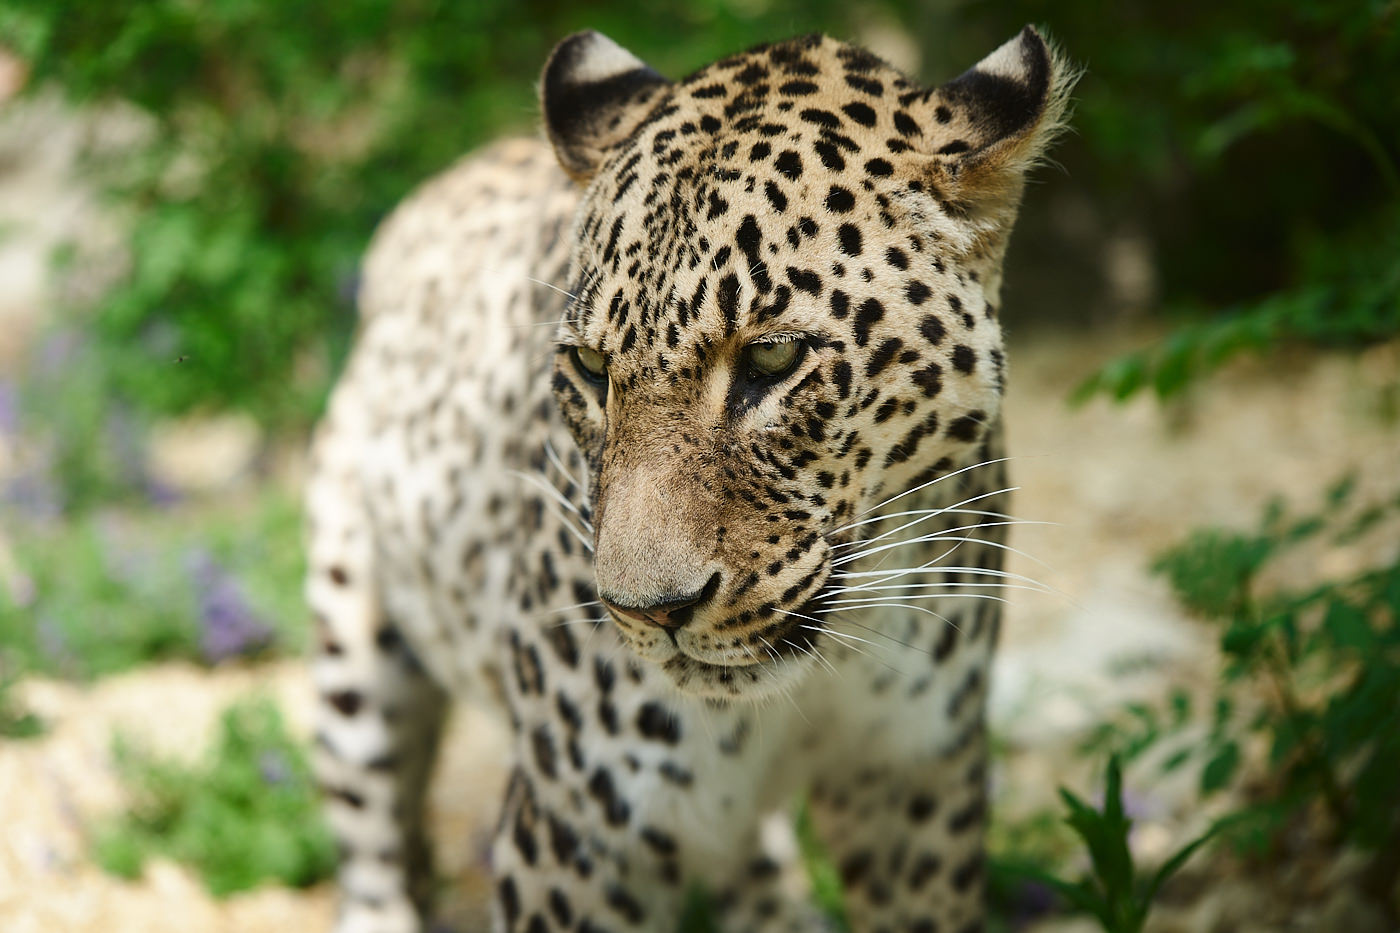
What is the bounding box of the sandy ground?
[2,331,1396,932]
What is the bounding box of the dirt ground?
[3,328,1396,932]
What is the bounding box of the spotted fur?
[308,26,1073,933]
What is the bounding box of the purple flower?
[188,550,275,663]
[1010,879,1057,926]
[0,379,18,437]
[259,749,292,786]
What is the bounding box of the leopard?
[306,25,1073,933]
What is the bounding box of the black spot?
[779,80,818,95]
[717,273,741,334]
[699,114,721,133]
[775,150,803,180]
[952,854,984,892]
[786,267,821,295]
[830,289,849,319]
[587,768,631,826]
[549,888,574,927]
[935,104,952,123]
[893,111,921,137]
[640,825,678,855]
[512,811,538,865]
[328,565,349,586]
[498,876,521,928]
[813,140,845,171]
[837,223,862,256]
[912,362,943,398]
[531,725,558,779]
[763,180,787,212]
[853,298,884,347]
[840,850,874,886]
[938,139,971,155]
[841,101,877,126]
[864,157,893,177]
[607,884,646,923]
[918,314,945,344]
[636,702,682,744]
[909,852,942,888]
[800,107,841,128]
[908,794,936,822]
[865,337,902,378]
[832,359,853,398]
[325,690,362,717]
[952,344,976,374]
[749,141,772,161]
[825,185,855,213]
[946,412,984,442]
[845,74,883,95]
[907,281,931,305]
[885,247,909,270]
[548,813,580,865]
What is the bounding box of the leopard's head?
[542,28,1073,699]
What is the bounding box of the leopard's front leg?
[810,727,989,933]
[308,454,449,933]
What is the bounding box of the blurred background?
[0,1,1395,931]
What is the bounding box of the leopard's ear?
[541,31,672,183]
[917,26,1076,228]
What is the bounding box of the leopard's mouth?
[639,592,829,698]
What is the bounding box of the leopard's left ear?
[541,31,672,183]
[916,26,1077,227]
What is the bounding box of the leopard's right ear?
[541,31,671,183]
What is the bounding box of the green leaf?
[1201,740,1240,794]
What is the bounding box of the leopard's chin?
[647,610,825,700]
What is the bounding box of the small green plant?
[1009,756,1215,933]
[1084,479,1400,920]
[92,697,335,896]
[0,665,43,739]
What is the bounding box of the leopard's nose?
[601,572,721,631]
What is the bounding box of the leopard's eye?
[572,346,608,386]
[744,339,803,379]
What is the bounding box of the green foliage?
[0,664,43,739]
[959,0,1400,401]
[1087,481,1400,910]
[1006,756,1215,933]
[92,697,335,896]
[0,488,306,680]
[795,797,850,930]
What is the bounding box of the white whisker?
[533,599,604,617]
[543,440,584,495]
[835,456,1014,529]
[526,276,579,301]
[833,519,1028,566]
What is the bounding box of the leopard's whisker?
[824,581,1051,597]
[818,593,1011,610]
[533,599,604,617]
[525,276,580,301]
[510,470,596,556]
[820,603,960,633]
[543,439,585,495]
[833,509,1046,553]
[509,469,593,529]
[833,522,1030,566]
[831,505,1024,540]
[829,486,1019,550]
[834,456,1015,529]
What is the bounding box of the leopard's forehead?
[563,35,994,376]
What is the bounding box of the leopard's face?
[543,30,1070,698]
